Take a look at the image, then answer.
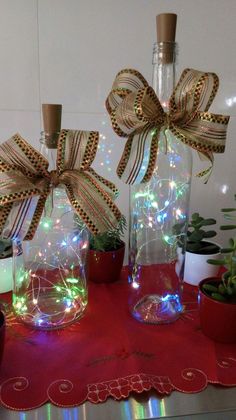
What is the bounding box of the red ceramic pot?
[0,311,5,365]
[199,277,236,343]
[88,242,125,283]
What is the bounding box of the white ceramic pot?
[0,257,13,293]
[183,248,220,286]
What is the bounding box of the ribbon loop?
[0,131,121,240]
[106,68,230,184]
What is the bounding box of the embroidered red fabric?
[0,267,236,411]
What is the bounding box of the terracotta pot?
[199,277,236,343]
[88,242,125,283]
[0,311,5,366]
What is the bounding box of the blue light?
[162,293,176,302]
[66,299,72,307]
[61,240,67,247]
[72,236,78,242]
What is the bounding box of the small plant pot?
[0,256,13,293]
[88,241,125,283]
[199,277,236,343]
[183,243,220,286]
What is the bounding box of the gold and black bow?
[0,130,121,240]
[106,68,230,184]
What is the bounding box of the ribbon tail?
[169,110,229,182]
[195,151,214,184]
[87,167,119,199]
[24,193,49,240]
[62,171,121,234]
[0,203,13,237]
[1,196,41,240]
[117,126,159,184]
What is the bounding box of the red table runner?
[0,267,236,411]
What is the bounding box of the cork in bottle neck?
[42,104,62,149]
[156,13,177,64]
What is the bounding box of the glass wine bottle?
[129,14,193,324]
[12,104,89,330]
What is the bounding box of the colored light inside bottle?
[66,278,78,284]
[40,217,53,230]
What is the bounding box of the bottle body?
[129,42,192,324]
[12,133,89,330]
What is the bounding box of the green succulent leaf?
[207,258,226,265]
[211,293,227,302]
[220,248,234,253]
[202,284,218,293]
[188,230,204,242]
[203,230,217,238]
[218,284,227,294]
[221,208,236,212]
[229,238,235,248]
[191,212,201,220]
[197,218,216,227]
[220,225,236,230]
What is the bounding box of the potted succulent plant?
[88,215,126,283]
[174,213,220,286]
[199,196,236,343]
[0,238,13,293]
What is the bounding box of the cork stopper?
[42,104,62,148]
[156,13,177,64]
[156,13,177,43]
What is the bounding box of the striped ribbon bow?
[106,68,230,184]
[0,130,121,240]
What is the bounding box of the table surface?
[0,384,236,419]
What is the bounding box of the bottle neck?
[39,131,58,171]
[152,42,178,112]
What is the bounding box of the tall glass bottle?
[129,14,192,324]
[12,104,89,330]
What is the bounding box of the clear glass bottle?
[128,39,192,324]
[12,119,89,330]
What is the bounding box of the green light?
[134,192,155,199]
[40,216,53,230]
[66,278,78,284]
[56,286,61,292]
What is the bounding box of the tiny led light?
[66,278,78,284]
[164,235,170,243]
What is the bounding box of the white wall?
[0,0,236,250]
